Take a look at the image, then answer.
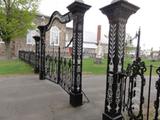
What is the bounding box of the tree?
[0,0,40,59]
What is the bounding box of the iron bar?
[136,28,141,60]
[146,65,152,120]
[33,36,40,73]
[38,26,46,80]
[57,47,61,84]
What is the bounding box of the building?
[0,14,108,58]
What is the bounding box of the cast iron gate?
[19,0,160,119]
[19,1,91,107]
[45,47,72,94]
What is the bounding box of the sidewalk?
[0,75,106,120]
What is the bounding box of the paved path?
[0,74,158,120]
[0,75,106,120]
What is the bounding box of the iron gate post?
[38,26,46,80]
[67,1,91,107]
[100,1,139,119]
[33,36,40,73]
[57,46,61,84]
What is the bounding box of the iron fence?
[19,47,72,94]
[19,50,160,119]
[19,50,35,66]
[122,58,160,120]
[45,47,72,94]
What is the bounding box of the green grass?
[83,57,160,75]
[0,59,33,76]
[0,57,159,76]
[83,58,107,75]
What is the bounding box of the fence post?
[67,1,91,107]
[100,1,139,119]
[57,47,61,84]
[38,26,46,80]
[33,36,40,73]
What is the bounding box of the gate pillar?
[100,1,139,119]
[33,36,40,73]
[38,26,46,80]
[67,1,91,107]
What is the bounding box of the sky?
[39,0,160,50]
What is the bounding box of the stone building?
[0,14,73,57]
[0,14,108,58]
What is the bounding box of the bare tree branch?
[11,0,16,8]
[3,0,7,7]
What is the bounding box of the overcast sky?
[39,0,160,50]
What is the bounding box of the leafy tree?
[0,0,40,59]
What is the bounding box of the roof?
[65,30,108,49]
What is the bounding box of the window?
[50,26,60,46]
[26,30,36,45]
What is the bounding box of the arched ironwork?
[37,1,91,107]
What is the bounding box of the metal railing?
[19,48,72,94]
[19,50,35,66]
[45,47,72,94]
[122,57,160,120]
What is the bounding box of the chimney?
[97,25,101,45]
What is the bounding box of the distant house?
[83,31,108,58]
[0,14,71,57]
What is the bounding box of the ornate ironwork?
[100,1,139,120]
[37,9,73,80]
[154,67,160,120]
[45,55,58,83]
[46,11,73,31]
[108,24,116,72]
[38,26,46,80]
[33,36,40,73]
[126,58,146,120]
[68,1,91,107]
[35,1,91,107]
[19,51,35,66]
[59,57,72,94]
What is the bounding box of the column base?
[70,92,83,107]
[102,113,123,120]
[39,72,45,80]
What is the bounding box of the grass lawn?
[0,57,159,76]
[0,59,33,76]
[83,57,160,75]
[83,58,107,75]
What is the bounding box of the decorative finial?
[111,0,127,4]
[75,0,84,3]
[41,16,46,25]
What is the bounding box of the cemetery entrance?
[19,0,160,120]
[19,1,91,107]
